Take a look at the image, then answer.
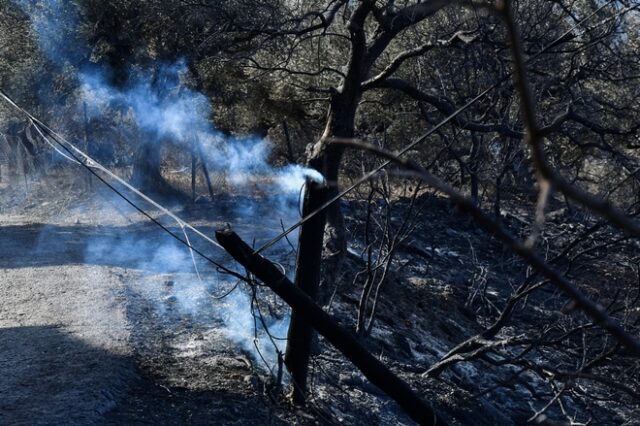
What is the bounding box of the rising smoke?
[12,0,322,371]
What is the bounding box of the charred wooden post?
[284,179,328,404]
[215,228,445,426]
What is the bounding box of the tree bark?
[282,121,294,163]
[215,228,444,426]
[307,90,360,236]
[195,140,215,201]
[305,88,362,303]
[131,142,165,193]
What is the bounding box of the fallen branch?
[215,228,445,426]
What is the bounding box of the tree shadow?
[0,325,134,425]
[0,223,222,271]
[0,326,289,425]
[0,217,295,272]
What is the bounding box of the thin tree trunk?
[282,121,294,163]
[195,140,215,201]
[83,102,92,190]
[494,174,502,218]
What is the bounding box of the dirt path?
[0,186,300,425]
[0,261,133,425]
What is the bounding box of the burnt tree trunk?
[285,6,368,402]
[195,140,215,201]
[131,142,165,193]
[282,121,294,163]
[305,83,362,306]
[215,228,444,426]
[284,180,329,404]
[308,96,359,237]
[285,2,451,408]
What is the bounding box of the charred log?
[215,228,445,426]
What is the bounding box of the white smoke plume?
[12,0,323,372]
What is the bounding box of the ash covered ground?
[0,174,301,425]
[1,174,638,425]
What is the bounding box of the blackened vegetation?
[2,0,640,425]
[216,228,443,425]
[337,194,640,425]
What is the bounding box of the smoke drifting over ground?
[12,0,320,371]
[78,62,323,187]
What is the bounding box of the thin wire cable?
[30,121,82,165]
[253,0,619,255]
